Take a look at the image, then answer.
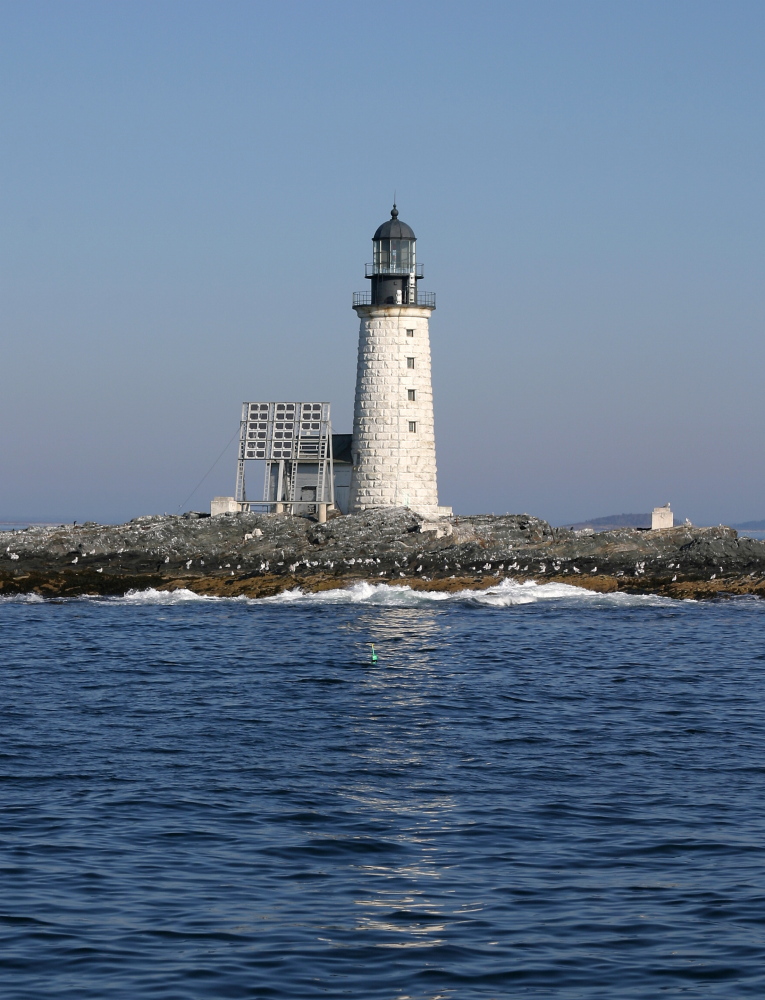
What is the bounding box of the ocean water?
[2,580,765,999]
[738,529,765,540]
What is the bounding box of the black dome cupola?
[372,204,416,241]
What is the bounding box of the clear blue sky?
[1,0,764,525]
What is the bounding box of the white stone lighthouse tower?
[349,205,451,517]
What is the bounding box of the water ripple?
[1,589,765,996]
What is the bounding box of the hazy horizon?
[2,1,764,526]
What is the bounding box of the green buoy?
[369,643,378,664]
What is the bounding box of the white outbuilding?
[651,504,673,529]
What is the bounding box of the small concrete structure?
[211,496,241,516]
[419,520,453,538]
[651,504,673,530]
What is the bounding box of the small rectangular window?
[408,421,417,433]
[406,329,414,337]
[407,389,416,401]
[406,357,415,369]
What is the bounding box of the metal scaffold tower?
[235,401,334,521]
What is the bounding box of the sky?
[1,0,764,526]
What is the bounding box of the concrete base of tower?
[412,505,453,518]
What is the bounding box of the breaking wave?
[255,579,676,608]
[0,592,46,604]
[0,579,680,608]
[105,587,227,605]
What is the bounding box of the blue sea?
[2,579,765,999]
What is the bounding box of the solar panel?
[235,402,334,508]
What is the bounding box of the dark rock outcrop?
[2,509,765,599]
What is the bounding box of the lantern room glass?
[373,238,414,272]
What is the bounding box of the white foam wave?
[0,579,679,609]
[0,592,45,604]
[109,587,240,605]
[258,578,674,608]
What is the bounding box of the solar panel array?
[241,402,330,461]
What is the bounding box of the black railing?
[364,262,424,278]
[353,291,436,308]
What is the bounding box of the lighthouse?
[349,205,451,517]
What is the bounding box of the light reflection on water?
[332,608,463,957]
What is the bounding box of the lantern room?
[364,204,424,306]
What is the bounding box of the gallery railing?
[364,262,424,278]
[352,291,436,308]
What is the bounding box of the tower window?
[406,357,415,369]
[406,329,414,337]
[407,389,416,401]
[408,421,417,433]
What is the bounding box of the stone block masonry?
[349,305,449,517]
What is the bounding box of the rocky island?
[3,509,765,600]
